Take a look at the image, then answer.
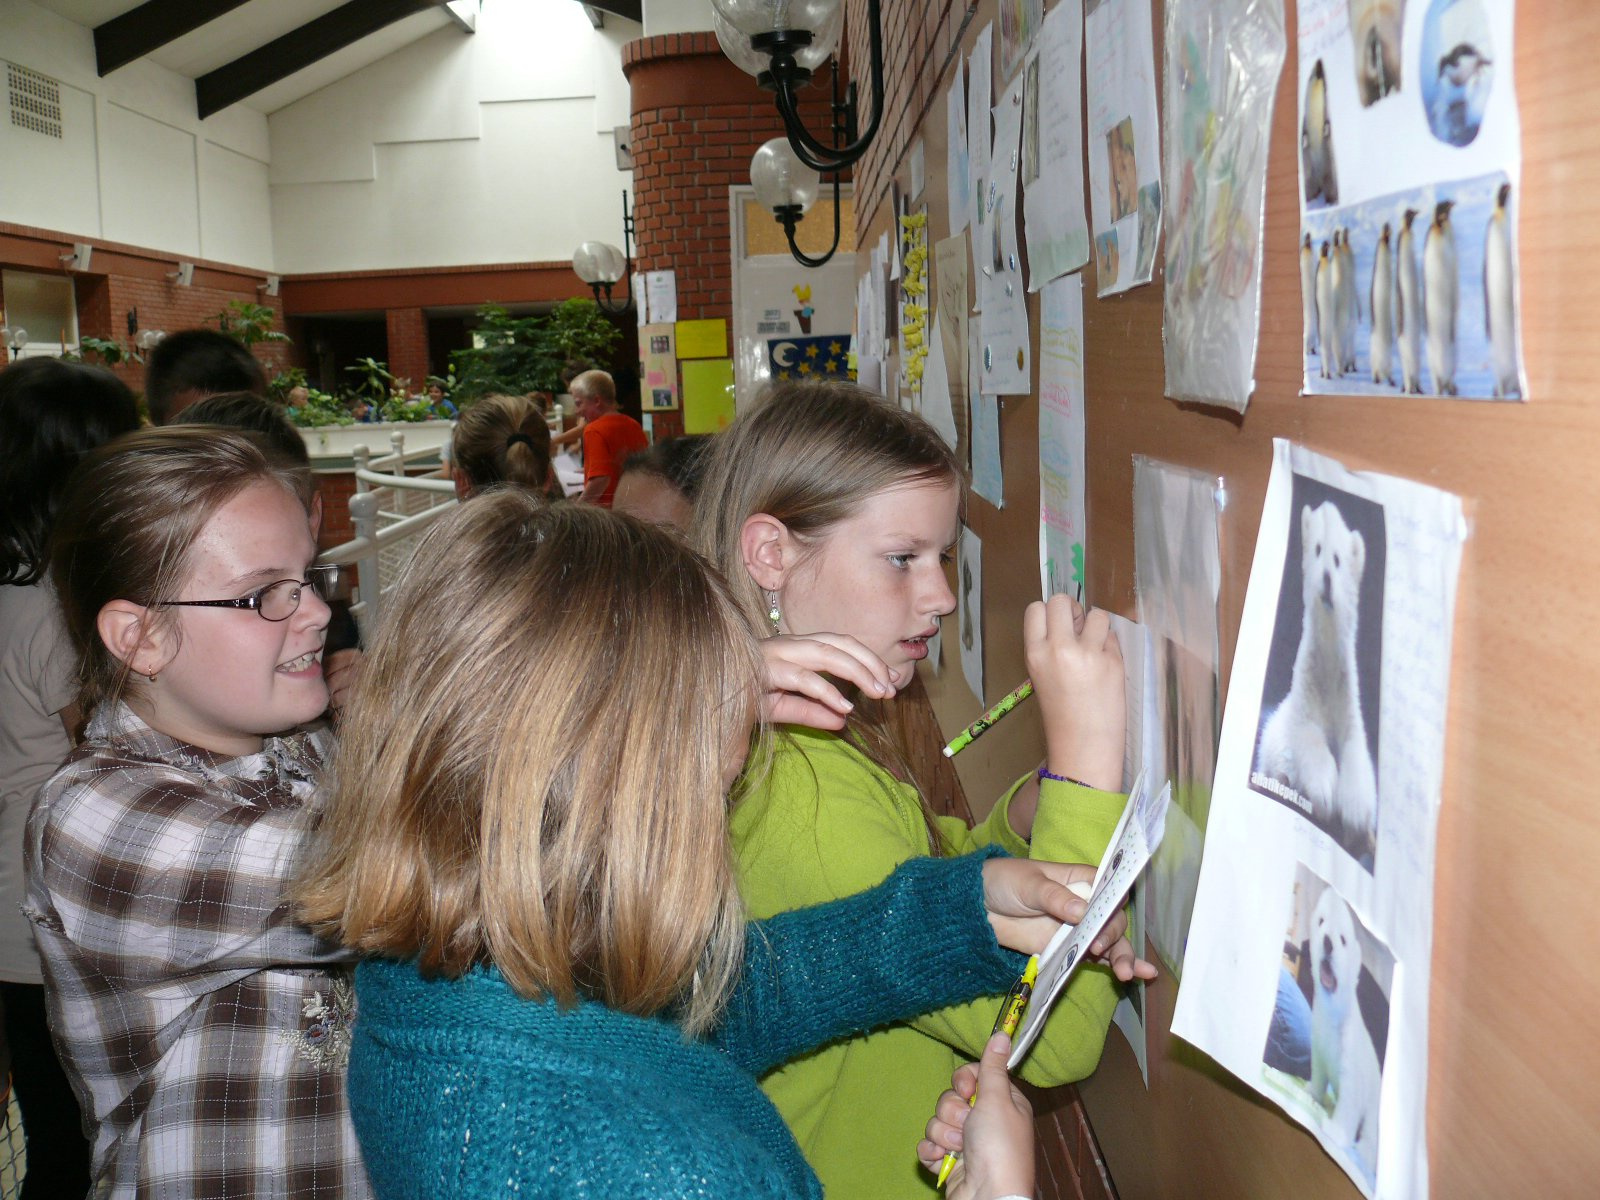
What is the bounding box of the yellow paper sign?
[681,358,735,433]
[675,318,728,360]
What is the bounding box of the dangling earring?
[146,669,159,684]
[766,590,782,633]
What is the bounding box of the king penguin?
[1396,208,1423,394]
[1302,60,1339,205]
[1424,199,1459,396]
[1330,231,1352,375]
[1485,182,1519,398]
[1316,240,1339,379]
[1301,232,1319,357]
[1370,223,1395,386]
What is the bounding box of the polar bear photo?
[1252,481,1385,867]
[1262,868,1392,1190]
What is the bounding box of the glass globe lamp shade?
[572,241,627,286]
[750,138,821,213]
[712,8,774,77]
[710,0,844,71]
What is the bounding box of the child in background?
[25,427,369,1199]
[0,357,140,1199]
[295,494,1143,1199]
[447,391,560,501]
[612,432,713,530]
[694,380,1148,1199]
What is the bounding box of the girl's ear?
[97,600,171,677]
[451,467,473,501]
[740,513,792,592]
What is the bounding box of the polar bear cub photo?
[1307,887,1381,1180]
[1256,500,1378,852]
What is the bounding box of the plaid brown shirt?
[24,705,371,1199]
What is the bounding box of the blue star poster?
[768,335,855,382]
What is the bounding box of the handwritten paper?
[1038,275,1087,601]
[1023,0,1089,288]
[1173,441,1466,1200]
[1085,0,1161,296]
[933,234,971,469]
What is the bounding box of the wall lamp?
[714,0,881,267]
[0,326,29,362]
[571,190,634,313]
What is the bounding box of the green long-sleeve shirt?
[732,726,1125,1200]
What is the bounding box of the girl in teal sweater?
[298,493,1146,1199]
[695,381,1154,1199]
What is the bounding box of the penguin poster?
[1297,0,1526,401]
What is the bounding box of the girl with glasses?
[24,427,372,1199]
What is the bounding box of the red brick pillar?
[385,306,429,393]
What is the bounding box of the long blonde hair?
[692,380,964,853]
[297,494,763,1033]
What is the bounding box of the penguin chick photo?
[1317,241,1341,379]
[1485,182,1520,398]
[1431,42,1493,145]
[1302,60,1339,206]
[1424,199,1459,396]
[1349,0,1404,106]
[1397,208,1423,394]
[1369,224,1395,386]
[1302,232,1320,357]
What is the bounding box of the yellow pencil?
[936,956,1038,1189]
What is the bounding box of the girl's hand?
[324,648,363,717]
[917,1033,1036,1200]
[980,858,1159,983]
[759,634,901,729]
[1025,595,1125,792]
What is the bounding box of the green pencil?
[941,679,1034,757]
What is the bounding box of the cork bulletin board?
[852,0,1599,1195]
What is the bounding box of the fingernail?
[987,1032,1010,1054]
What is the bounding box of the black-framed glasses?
[157,565,340,623]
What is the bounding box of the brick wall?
[0,220,289,395]
[622,33,838,322]
[384,307,430,392]
[845,0,974,231]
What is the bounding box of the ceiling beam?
[194,0,446,120]
[94,0,254,77]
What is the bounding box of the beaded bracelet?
[1038,766,1094,789]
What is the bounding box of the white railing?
[318,431,457,636]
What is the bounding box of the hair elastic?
[505,433,536,450]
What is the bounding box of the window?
[1,269,78,358]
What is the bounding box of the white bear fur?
[1257,501,1377,850]
[1307,887,1381,1180]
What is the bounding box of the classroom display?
[1162,0,1287,410]
[1296,0,1525,399]
[1021,1,1090,287]
[1173,440,1467,1199]
[1085,0,1163,296]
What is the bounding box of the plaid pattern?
[23,705,370,1199]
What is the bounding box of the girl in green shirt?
[696,380,1155,1199]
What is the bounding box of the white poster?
[968,22,995,316]
[947,63,971,236]
[958,524,985,705]
[1297,0,1524,400]
[1132,457,1223,977]
[1022,0,1089,288]
[1173,441,1467,1200]
[1038,274,1087,602]
[644,269,678,324]
[1085,0,1162,296]
[978,73,1032,396]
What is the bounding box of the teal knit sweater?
[350,851,1021,1198]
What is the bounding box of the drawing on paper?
[1107,117,1139,221]
[1262,865,1392,1190]
[1251,476,1385,870]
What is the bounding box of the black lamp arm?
[775,171,842,268]
[770,0,882,171]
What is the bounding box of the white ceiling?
[29,0,458,114]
